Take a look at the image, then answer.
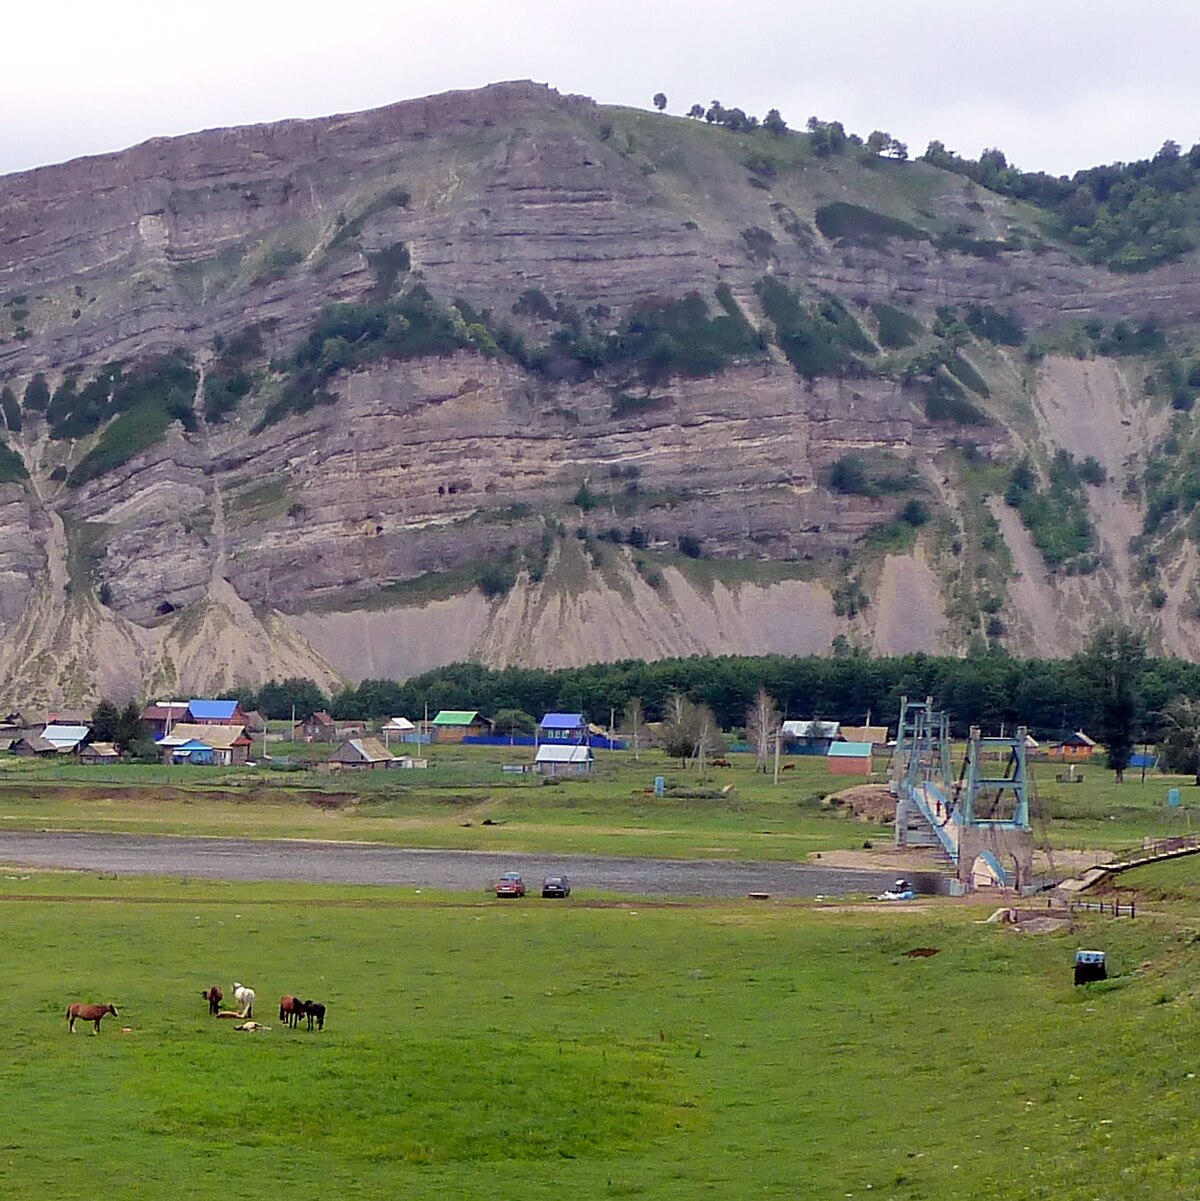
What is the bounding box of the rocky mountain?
[1,80,1198,705]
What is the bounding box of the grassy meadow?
[0,745,1194,862]
[2,871,1199,1200]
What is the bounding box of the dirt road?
[0,832,907,898]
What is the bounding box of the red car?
[495,872,526,898]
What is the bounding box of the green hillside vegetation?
[65,354,199,486]
[922,138,1200,271]
[0,436,28,483]
[1005,451,1102,574]
[755,277,874,376]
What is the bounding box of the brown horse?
[201,985,223,1015]
[67,1003,118,1034]
[279,995,306,1028]
[302,1000,326,1031]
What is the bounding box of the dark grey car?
[542,875,571,898]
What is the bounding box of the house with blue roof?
[538,713,590,745]
[186,699,246,726]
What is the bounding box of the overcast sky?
[5,0,1199,179]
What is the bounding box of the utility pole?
[773,725,782,786]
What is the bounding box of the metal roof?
[540,713,586,728]
[432,710,482,725]
[535,744,593,763]
[382,717,415,730]
[187,699,240,721]
[781,720,841,739]
[827,741,873,758]
[43,724,90,748]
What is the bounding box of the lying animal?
[67,1002,118,1034]
[201,985,223,1015]
[234,1021,269,1032]
[232,982,255,1018]
[303,1000,326,1031]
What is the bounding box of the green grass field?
[2,872,1199,1199]
[0,746,1194,862]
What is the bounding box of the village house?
[840,724,889,747]
[1050,731,1097,761]
[140,701,190,740]
[381,716,417,739]
[186,699,247,726]
[10,733,57,757]
[827,741,874,777]
[79,742,120,765]
[158,722,252,766]
[537,713,589,744]
[294,711,338,742]
[429,710,493,743]
[781,720,841,755]
[328,737,395,770]
[42,723,91,754]
[534,743,594,776]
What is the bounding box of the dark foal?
[201,985,223,1015]
[302,1000,326,1031]
[279,995,306,1028]
[67,1003,118,1033]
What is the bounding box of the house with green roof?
[429,710,493,743]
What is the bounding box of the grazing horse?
[67,1003,118,1034]
[302,1000,326,1031]
[201,985,223,1015]
[279,995,306,1028]
[233,982,255,1018]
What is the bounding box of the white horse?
[233,982,255,1018]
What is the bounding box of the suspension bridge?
[891,696,1036,893]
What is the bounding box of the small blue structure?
[1074,949,1107,985]
[538,713,590,744]
[169,738,216,765]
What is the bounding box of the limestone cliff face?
[0,83,1195,701]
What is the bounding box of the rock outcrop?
[0,82,1194,701]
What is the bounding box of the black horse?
[302,1000,326,1031]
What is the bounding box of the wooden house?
[186,699,247,726]
[42,723,90,754]
[140,701,190,740]
[1050,732,1097,761]
[841,724,889,747]
[79,742,120,765]
[538,713,589,745]
[430,710,493,743]
[10,734,57,757]
[534,744,594,776]
[781,720,841,755]
[158,723,251,766]
[294,711,339,742]
[328,737,395,769]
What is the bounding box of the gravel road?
[0,832,906,898]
